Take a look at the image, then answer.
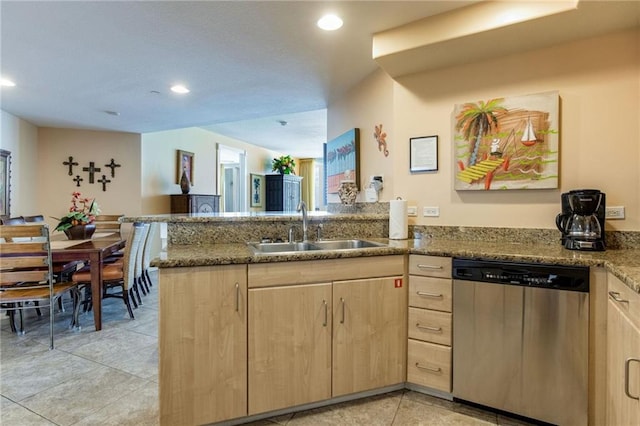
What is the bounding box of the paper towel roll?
[389,199,408,240]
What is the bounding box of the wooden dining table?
[50,232,126,331]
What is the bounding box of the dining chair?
[0,223,81,349]
[72,222,146,320]
[1,216,26,225]
[133,223,151,301]
[23,215,45,222]
[140,222,157,290]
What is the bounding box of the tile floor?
[1,271,535,426]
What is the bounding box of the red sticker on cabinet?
[394,278,403,288]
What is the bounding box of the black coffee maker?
[555,189,606,251]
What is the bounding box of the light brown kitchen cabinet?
[247,256,406,414]
[248,283,332,415]
[606,273,640,425]
[332,276,407,397]
[159,265,247,426]
[407,255,453,393]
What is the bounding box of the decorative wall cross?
[97,174,111,192]
[63,156,79,175]
[63,156,122,192]
[104,158,121,177]
[82,162,101,184]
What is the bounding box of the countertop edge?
[152,241,640,294]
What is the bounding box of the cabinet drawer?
[409,255,451,278]
[408,308,451,345]
[409,276,452,312]
[608,272,640,329]
[407,339,451,393]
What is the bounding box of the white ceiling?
[0,0,478,158]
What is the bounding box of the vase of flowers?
[272,155,295,175]
[54,192,101,240]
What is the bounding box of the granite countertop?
[153,237,640,294]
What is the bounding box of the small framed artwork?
[250,173,264,207]
[177,150,194,184]
[325,128,360,193]
[410,135,438,173]
[0,149,10,216]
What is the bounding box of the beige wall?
[328,68,395,204]
[37,128,142,230]
[142,127,282,213]
[329,29,639,231]
[1,116,283,221]
[142,127,218,214]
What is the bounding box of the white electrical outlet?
[407,206,417,217]
[423,206,440,217]
[605,206,625,220]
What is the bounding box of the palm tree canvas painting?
[453,91,559,190]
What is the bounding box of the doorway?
[217,144,247,212]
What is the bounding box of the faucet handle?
[288,226,296,243]
[316,223,323,241]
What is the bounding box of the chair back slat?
[0,255,48,270]
[0,242,48,255]
[0,225,46,240]
[93,214,124,234]
[1,270,49,285]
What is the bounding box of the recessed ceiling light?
[170,84,190,94]
[1,77,16,87]
[317,14,343,31]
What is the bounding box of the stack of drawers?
[406,255,453,393]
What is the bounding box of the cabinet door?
[332,276,407,397]
[248,283,332,415]
[283,178,301,211]
[607,298,640,425]
[159,265,247,426]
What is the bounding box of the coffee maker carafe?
[555,189,606,251]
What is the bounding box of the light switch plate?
[407,206,417,217]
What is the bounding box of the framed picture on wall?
[177,150,194,184]
[250,173,264,207]
[0,149,11,217]
[410,135,438,172]
[325,128,360,194]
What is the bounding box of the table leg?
[89,252,103,331]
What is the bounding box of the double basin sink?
[248,239,386,255]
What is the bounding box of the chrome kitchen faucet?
[297,201,308,241]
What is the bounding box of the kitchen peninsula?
[124,212,640,425]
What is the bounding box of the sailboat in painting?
[521,117,538,146]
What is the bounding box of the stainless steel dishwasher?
[452,258,589,426]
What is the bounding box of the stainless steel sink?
[247,241,317,254]
[248,239,386,255]
[309,239,386,250]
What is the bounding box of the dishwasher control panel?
[452,258,589,292]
